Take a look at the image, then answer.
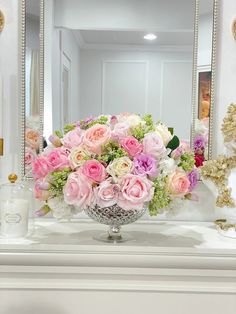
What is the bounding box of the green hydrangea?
[179,152,195,172]
[148,177,171,216]
[86,116,108,128]
[98,140,127,163]
[64,124,76,134]
[130,123,155,141]
[49,168,71,197]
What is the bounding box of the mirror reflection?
[25,0,40,173]
[23,0,215,175]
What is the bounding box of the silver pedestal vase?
[85,204,147,243]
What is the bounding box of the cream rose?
[69,147,90,169]
[119,114,145,127]
[106,156,133,181]
[155,123,173,146]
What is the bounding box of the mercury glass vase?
[85,204,147,243]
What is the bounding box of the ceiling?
[75,29,194,48]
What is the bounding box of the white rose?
[69,147,90,169]
[158,158,177,176]
[119,114,145,127]
[107,156,133,182]
[155,123,173,146]
[195,118,209,137]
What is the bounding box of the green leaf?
[55,130,63,138]
[166,135,180,151]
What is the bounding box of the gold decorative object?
[0,138,3,156]
[0,10,5,32]
[215,219,236,232]
[8,173,18,184]
[201,104,236,208]
[232,19,236,41]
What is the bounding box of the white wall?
[198,13,213,66]
[80,49,192,141]
[44,0,80,140]
[54,0,195,30]
[0,0,20,182]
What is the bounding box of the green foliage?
[64,124,76,134]
[166,135,180,151]
[143,114,154,127]
[130,123,155,141]
[179,152,195,172]
[55,130,63,138]
[148,177,171,216]
[98,141,127,163]
[49,168,71,197]
[86,116,109,128]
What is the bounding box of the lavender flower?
[133,154,158,179]
[194,135,206,151]
[187,168,199,191]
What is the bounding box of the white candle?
[0,199,29,238]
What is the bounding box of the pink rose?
[25,147,37,172]
[81,160,107,183]
[121,136,143,158]
[111,122,130,140]
[83,124,111,154]
[47,147,70,171]
[62,128,83,149]
[143,132,166,160]
[95,179,119,208]
[25,128,40,150]
[167,169,190,197]
[118,174,154,210]
[32,156,53,180]
[63,171,94,209]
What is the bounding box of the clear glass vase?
[85,204,147,243]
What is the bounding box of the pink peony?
[118,174,154,210]
[63,171,94,209]
[25,128,40,150]
[47,147,70,171]
[95,179,120,208]
[167,169,190,197]
[61,128,83,149]
[121,136,143,158]
[32,156,53,180]
[83,124,111,154]
[111,122,130,140]
[81,160,107,183]
[143,132,166,160]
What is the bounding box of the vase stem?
[108,225,122,240]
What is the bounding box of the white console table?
[0,219,236,314]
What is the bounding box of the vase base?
[93,232,134,243]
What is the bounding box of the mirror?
[21,0,218,178]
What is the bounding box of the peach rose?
[95,179,120,208]
[63,171,94,209]
[25,128,40,150]
[118,174,154,210]
[83,124,111,155]
[81,160,107,183]
[167,169,190,197]
[120,136,143,158]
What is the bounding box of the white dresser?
[0,220,236,314]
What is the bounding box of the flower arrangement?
[194,118,209,167]
[32,113,198,219]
